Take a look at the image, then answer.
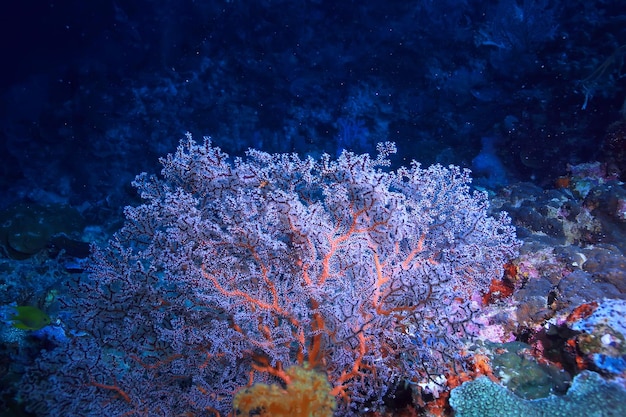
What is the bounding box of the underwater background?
[1,1,626,416]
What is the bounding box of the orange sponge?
[233,364,336,417]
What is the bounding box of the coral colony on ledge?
[17,136,519,416]
[2,1,626,416]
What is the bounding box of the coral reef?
[16,135,519,416]
[450,370,626,417]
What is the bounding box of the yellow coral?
[233,364,336,417]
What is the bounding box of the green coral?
[488,341,571,399]
[449,371,626,417]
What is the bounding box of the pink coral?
[19,135,519,416]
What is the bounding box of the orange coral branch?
[330,333,368,400]
[251,354,292,385]
[130,353,184,370]
[90,378,132,404]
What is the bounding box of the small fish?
[10,306,51,330]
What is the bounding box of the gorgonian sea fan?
[21,134,519,416]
